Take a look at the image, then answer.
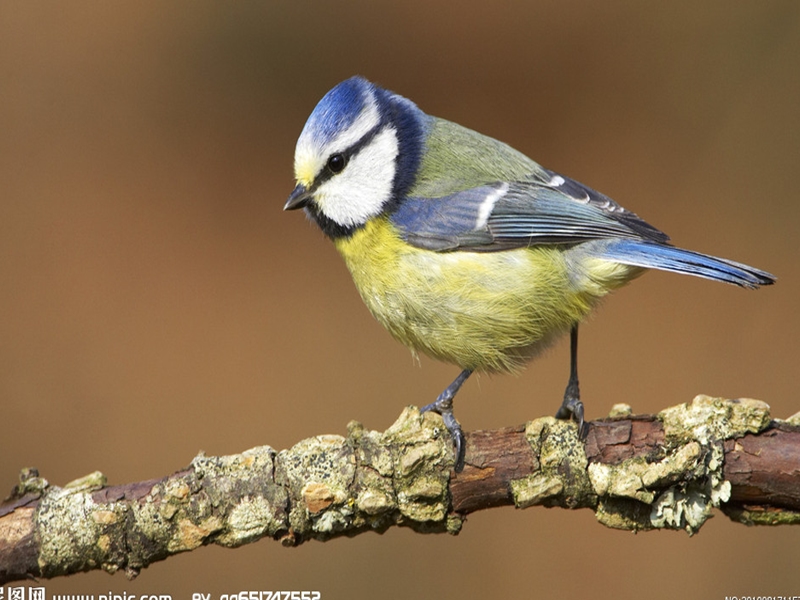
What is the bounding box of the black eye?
[327,153,346,174]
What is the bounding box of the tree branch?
[1,395,799,583]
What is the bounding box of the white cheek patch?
[315,127,399,227]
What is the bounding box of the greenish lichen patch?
[218,495,281,547]
[595,497,654,531]
[783,411,800,426]
[510,397,771,534]
[588,442,703,505]
[190,445,286,547]
[131,477,218,554]
[14,468,50,498]
[589,458,654,505]
[510,473,564,508]
[64,471,107,492]
[342,422,400,532]
[659,395,771,445]
[585,396,764,534]
[383,407,452,525]
[647,395,768,534]
[279,437,354,487]
[263,408,459,541]
[277,435,355,538]
[511,417,594,510]
[723,505,800,526]
[650,483,723,534]
[397,441,443,477]
[446,513,463,534]
[348,420,394,477]
[355,488,395,515]
[608,404,633,418]
[36,483,128,577]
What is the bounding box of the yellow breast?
[334,217,636,372]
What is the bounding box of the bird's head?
[285,77,428,238]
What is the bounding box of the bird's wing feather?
[390,170,669,252]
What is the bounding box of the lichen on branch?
[1,395,799,584]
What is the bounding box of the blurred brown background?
[1,1,798,597]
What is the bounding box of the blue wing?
[389,170,775,288]
[390,169,669,252]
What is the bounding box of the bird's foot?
[421,392,466,473]
[555,380,588,440]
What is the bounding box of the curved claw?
[421,401,467,472]
[441,410,465,472]
[421,369,472,472]
[556,394,588,440]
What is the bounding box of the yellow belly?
[334,217,637,373]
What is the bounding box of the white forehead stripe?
[475,183,509,229]
[314,126,399,227]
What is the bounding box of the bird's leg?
[420,368,472,472]
[555,324,588,439]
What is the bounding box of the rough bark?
[1,395,799,584]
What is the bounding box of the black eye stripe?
[309,124,383,191]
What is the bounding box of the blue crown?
[300,76,375,147]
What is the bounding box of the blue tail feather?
[593,239,776,289]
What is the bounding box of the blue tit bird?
[285,76,775,472]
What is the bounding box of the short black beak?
[284,184,312,211]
